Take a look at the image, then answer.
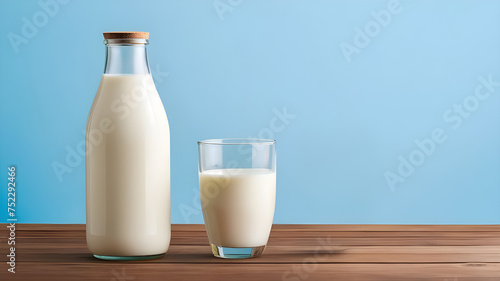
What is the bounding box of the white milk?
[200,168,276,248]
[86,74,170,256]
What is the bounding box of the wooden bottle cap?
[103,32,149,40]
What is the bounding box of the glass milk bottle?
[85,32,170,260]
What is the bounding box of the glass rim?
[104,38,149,45]
[198,138,276,145]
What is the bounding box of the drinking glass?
[198,138,276,259]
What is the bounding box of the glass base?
[93,253,164,261]
[210,243,266,259]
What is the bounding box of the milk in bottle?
[86,32,170,260]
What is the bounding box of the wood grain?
[1,224,500,280]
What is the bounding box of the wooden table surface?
[1,224,500,280]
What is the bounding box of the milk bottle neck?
[103,39,151,75]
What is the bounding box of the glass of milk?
[198,138,276,259]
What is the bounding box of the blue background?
[1,0,500,224]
